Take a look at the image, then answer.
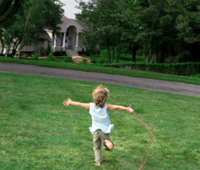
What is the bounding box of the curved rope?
[134,112,154,170]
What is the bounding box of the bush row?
[97,62,200,75]
[78,48,100,56]
[53,51,67,56]
[29,51,72,63]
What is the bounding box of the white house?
[1,15,87,55]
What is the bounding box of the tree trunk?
[116,51,120,63]
[157,43,166,63]
[152,51,157,63]
[116,47,121,63]
[107,38,111,64]
[11,49,16,56]
[5,45,10,57]
[131,45,139,62]
[160,52,165,63]
[12,39,22,56]
[146,57,149,63]
[0,43,4,54]
[131,48,136,62]
[16,51,21,59]
[112,44,114,63]
[107,45,111,64]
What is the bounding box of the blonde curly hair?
[92,85,109,108]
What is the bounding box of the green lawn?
[0,72,199,170]
[89,49,145,63]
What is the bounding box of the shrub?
[46,52,54,61]
[63,56,73,63]
[78,48,100,56]
[46,44,51,55]
[99,57,107,64]
[60,49,67,56]
[82,58,87,63]
[31,52,40,60]
[53,51,62,56]
[77,51,82,55]
[92,60,98,64]
[97,62,200,75]
[85,49,90,56]
[81,48,85,54]
[61,51,67,56]
[2,53,12,57]
[39,47,47,56]
[78,48,86,56]
[94,50,100,56]
[63,52,73,63]
[53,50,67,56]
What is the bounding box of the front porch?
[52,25,84,53]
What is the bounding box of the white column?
[62,32,66,47]
[53,34,57,47]
[75,33,79,47]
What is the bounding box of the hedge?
[96,62,200,75]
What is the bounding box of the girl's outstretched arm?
[63,98,90,109]
[107,104,134,113]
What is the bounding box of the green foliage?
[76,0,123,63]
[1,53,12,57]
[81,47,85,54]
[76,0,200,63]
[91,49,100,56]
[46,52,54,61]
[0,0,23,25]
[31,52,40,60]
[99,57,107,64]
[63,56,73,63]
[46,43,51,55]
[0,0,64,54]
[39,47,47,56]
[84,49,90,56]
[53,50,66,56]
[77,51,82,56]
[53,51,60,56]
[99,62,200,75]
[63,52,72,63]
[81,58,87,63]
[78,48,99,57]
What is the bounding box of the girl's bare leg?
[104,139,113,150]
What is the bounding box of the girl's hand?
[63,98,72,107]
[129,108,135,113]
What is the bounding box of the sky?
[60,0,89,19]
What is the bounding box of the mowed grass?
[89,49,145,63]
[0,73,200,170]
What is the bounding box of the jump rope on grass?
[128,105,154,170]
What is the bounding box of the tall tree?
[76,0,124,63]
[0,0,23,25]
[76,0,200,63]
[173,0,200,61]
[1,0,64,56]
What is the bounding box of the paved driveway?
[0,63,200,97]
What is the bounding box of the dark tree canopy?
[0,0,23,25]
[0,0,64,56]
[76,0,200,63]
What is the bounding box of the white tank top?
[89,103,114,133]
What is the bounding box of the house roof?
[59,15,88,30]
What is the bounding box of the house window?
[66,28,69,36]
